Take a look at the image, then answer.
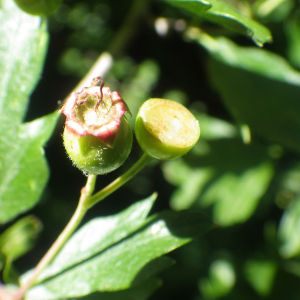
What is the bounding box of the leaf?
[32,194,158,283]
[0,112,59,224]
[189,31,300,154]
[165,0,272,46]
[278,195,300,258]
[0,0,58,223]
[0,215,42,262]
[164,0,212,16]
[163,114,274,226]
[244,260,277,296]
[0,0,48,128]
[199,259,235,299]
[204,0,272,46]
[25,208,213,300]
[286,16,300,70]
[78,277,162,300]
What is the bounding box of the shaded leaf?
[78,277,162,300]
[0,215,42,262]
[25,209,213,300]
[163,114,274,226]
[189,31,300,153]
[285,16,300,70]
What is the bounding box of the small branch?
[14,175,97,300]
[86,153,152,208]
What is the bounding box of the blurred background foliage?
[3,0,300,299]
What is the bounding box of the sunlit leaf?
[0,112,59,223]
[0,0,58,223]
[33,195,157,283]
[25,207,213,300]
[165,0,212,16]
[165,0,272,45]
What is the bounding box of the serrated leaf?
[30,195,157,283]
[204,0,272,46]
[0,0,58,223]
[25,210,213,300]
[0,112,59,223]
[165,0,272,45]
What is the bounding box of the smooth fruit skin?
[135,99,200,160]
[63,116,132,175]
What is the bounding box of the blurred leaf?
[244,260,277,296]
[0,0,59,224]
[32,194,157,283]
[0,215,42,262]
[278,195,300,258]
[0,215,42,284]
[253,0,294,22]
[203,160,273,226]
[285,14,300,70]
[166,0,272,45]
[118,60,160,128]
[25,208,213,300]
[199,259,235,299]
[163,114,274,226]
[188,31,300,153]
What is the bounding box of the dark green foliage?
[1,0,300,299]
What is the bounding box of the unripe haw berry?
[12,0,61,15]
[135,99,200,160]
[60,77,132,175]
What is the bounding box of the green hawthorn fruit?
[135,98,200,160]
[60,77,132,175]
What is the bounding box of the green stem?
[15,174,97,300]
[14,154,152,300]
[85,153,152,209]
